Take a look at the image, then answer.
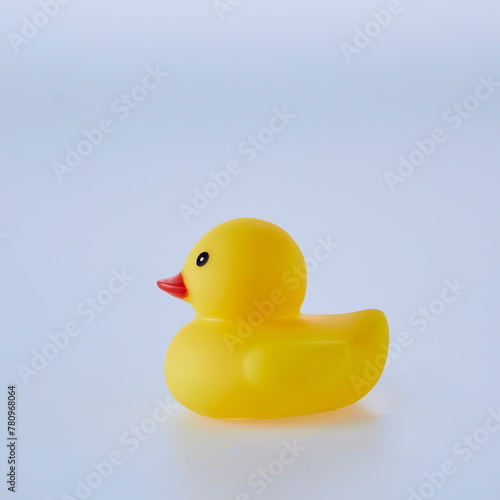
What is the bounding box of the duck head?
[157,218,307,319]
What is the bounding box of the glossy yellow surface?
[160,218,389,419]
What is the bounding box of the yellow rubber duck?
[158,218,389,419]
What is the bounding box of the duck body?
[166,310,388,419]
[158,218,389,419]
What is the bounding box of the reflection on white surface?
[165,399,387,500]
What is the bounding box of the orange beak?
[157,272,188,299]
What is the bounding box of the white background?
[1,1,500,499]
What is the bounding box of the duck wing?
[242,340,350,394]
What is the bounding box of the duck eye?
[196,252,209,267]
